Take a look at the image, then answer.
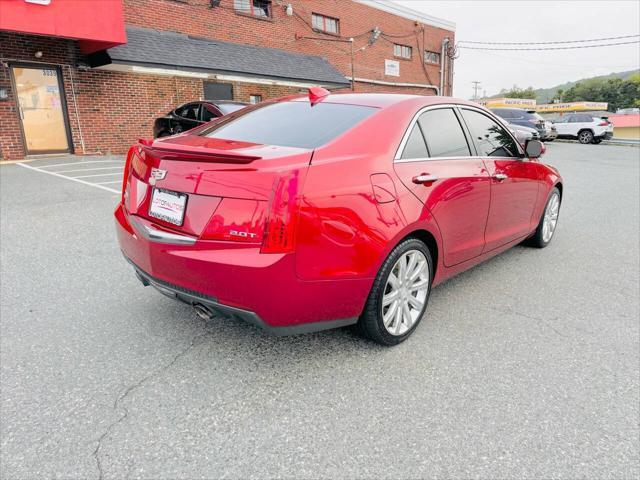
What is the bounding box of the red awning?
[0,0,126,53]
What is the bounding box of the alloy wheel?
[542,192,560,243]
[381,249,430,336]
[578,131,592,144]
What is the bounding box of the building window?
[424,51,441,65]
[249,94,262,104]
[312,13,339,35]
[394,44,412,59]
[234,0,271,18]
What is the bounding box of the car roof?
[288,93,481,109]
[204,100,249,106]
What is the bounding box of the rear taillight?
[122,145,152,205]
[598,121,608,126]
[261,173,300,254]
[121,146,137,204]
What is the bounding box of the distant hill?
[492,70,639,104]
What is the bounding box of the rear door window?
[460,109,519,157]
[493,109,513,119]
[401,124,429,159]
[201,106,219,122]
[176,103,200,120]
[417,108,471,158]
[202,101,377,149]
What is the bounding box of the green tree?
[499,85,537,99]
[563,75,640,111]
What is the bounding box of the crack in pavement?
[489,306,594,343]
[91,325,212,480]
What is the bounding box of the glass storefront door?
[12,66,71,154]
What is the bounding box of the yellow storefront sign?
[535,102,609,113]
[478,98,537,109]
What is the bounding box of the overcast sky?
[394,0,640,99]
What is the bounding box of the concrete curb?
[553,139,639,147]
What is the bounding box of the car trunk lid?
[123,136,312,241]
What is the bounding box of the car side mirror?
[525,139,545,158]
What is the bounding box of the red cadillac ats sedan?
[115,90,562,345]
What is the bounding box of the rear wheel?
[578,130,594,144]
[526,187,561,248]
[357,238,433,346]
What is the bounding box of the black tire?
[592,138,602,144]
[578,130,594,144]
[525,187,561,248]
[545,138,554,142]
[357,238,433,346]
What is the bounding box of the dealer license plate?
[149,188,187,226]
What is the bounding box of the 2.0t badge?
[149,168,167,185]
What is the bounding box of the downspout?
[448,43,455,96]
[440,37,449,96]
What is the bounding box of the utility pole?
[471,81,481,100]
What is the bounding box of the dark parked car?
[491,107,557,142]
[153,100,248,138]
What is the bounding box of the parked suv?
[490,107,557,142]
[552,113,614,144]
[153,100,248,138]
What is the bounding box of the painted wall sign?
[384,59,400,77]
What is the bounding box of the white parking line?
[95,180,123,185]
[17,163,120,194]
[72,172,124,179]
[36,160,124,169]
[53,166,124,174]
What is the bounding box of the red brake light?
[131,148,150,178]
[121,146,137,204]
[598,121,608,126]
[261,172,300,254]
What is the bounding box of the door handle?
[493,173,508,181]
[412,174,438,185]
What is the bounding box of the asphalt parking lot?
[1,142,639,479]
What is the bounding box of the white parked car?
[553,113,614,144]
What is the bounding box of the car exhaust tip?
[193,303,214,320]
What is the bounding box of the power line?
[457,40,640,51]
[458,34,640,45]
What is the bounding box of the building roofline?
[351,0,456,31]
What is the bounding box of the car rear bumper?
[598,131,614,140]
[541,130,557,140]
[115,204,366,334]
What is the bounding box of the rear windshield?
[201,101,377,149]
[216,103,247,115]
[521,111,540,120]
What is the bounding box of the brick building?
[0,0,455,161]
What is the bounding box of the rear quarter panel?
[295,101,443,282]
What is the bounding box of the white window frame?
[424,50,441,65]
[234,0,271,18]
[394,44,412,59]
[312,13,340,35]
